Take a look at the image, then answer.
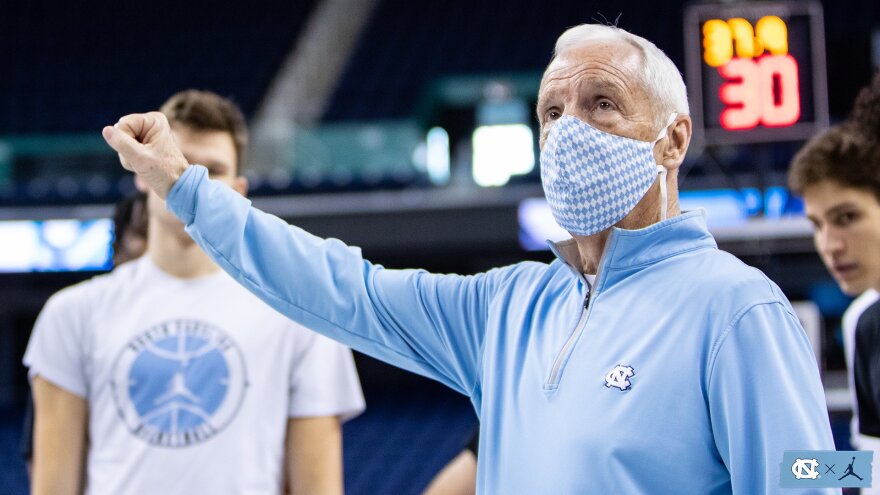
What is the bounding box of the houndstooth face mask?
[540,114,676,236]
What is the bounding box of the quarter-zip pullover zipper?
[545,235,613,389]
[546,286,594,388]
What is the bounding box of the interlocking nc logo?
[604,365,635,391]
[791,458,821,480]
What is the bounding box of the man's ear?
[232,176,249,197]
[661,116,692,172]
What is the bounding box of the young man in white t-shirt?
[24,90,365,495]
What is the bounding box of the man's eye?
[545,110,561,121]
[597,100,614,111]
[836,212,857,226]
[837,213,856,225]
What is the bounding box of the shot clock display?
[684,2,828,144]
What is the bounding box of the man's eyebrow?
[825,202,859,216]
[536,72,631,113]
[583,79,627,97]
[537,87,559,107]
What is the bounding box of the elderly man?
[103,25,834,494]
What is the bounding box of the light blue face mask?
[540,114,676,236]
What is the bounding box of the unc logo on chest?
[604,365,635,391]
[110,319,248,447]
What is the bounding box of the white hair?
[552,24,690,125]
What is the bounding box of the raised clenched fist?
[102,112,189,199]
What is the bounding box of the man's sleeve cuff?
[166,164,208,225]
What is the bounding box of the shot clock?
[684,2,829,145]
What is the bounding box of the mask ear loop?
[654,113,677,222]
[658,167,668,221]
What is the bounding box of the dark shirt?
[855,299,880,437]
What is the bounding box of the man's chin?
[157,217,194,244]
[157,213,185,231]
[838,279,869,297]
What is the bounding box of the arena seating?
[0,2,317,134]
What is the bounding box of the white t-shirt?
[24,257,365,495]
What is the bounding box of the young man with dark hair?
[789,71,880,494]
[26,90,365,495]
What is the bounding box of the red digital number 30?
[718,54,800,130]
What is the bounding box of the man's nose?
[818,228,845,256]
[563,107,590,123]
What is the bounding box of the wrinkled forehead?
[538,39,646,99]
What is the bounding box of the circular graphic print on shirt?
[111,319,248,447]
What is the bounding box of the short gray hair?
[552,24,690,125]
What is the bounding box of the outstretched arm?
[102,113,496,395]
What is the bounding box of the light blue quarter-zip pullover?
[168,165,836,494]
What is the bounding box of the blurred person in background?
[422,430,477,495]
[25,89,364,495]
[791,71,880,492]
[20,190,149,478]
[103,25,835,493]
[789,70,880,494]
[110,191,149,265]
